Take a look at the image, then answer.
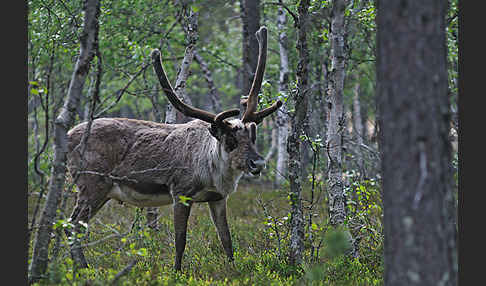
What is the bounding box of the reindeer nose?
[248,159,265,174]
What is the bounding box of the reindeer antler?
[241,26,283,124]
[151,49,239,131]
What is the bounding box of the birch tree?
[377,0,457,284]
[29,0,101,282]
[164,8,198,124]
[352,82,365,178]
[194,50,222,113]
[275,6,290,186]
[287,0,309,265]
[325,0,348,227]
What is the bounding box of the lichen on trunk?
[287,0,309,266]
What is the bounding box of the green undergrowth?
[28,182,383,285]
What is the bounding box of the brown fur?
[65,117,265,269]
[66,25,278,271]
[67,117,263,197]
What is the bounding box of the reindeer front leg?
[173,201,192,271]
[208,198,234,262]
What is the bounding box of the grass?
[28,180,383,285]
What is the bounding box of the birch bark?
[352,82,365,178]
[325,0,348,227]
[275,7,290,186]
[165,10,198,124]
[29,0,101,283]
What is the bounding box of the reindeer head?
[151,26,281,176]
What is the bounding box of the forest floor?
[28,180,383,285]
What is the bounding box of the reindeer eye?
[224,134,238,152]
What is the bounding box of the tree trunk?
[194,50,222,113]
[326,0,348,227]
[165,10,198,124]
[352,82,365,178]
[240,0,261,96]
[28,0,101,283]
[377,0,457,285]
[275,7,290,186]
[312,44,328,141]
[321,60,330,139]
[287,0,309,266]
[264,118,278,163]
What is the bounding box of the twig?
[199,49,239,70]
[194,49,222,113]
[64,41,104,210]
[447,11,458,26]
[77,44,103,167]
[262,1,299,26]
[58,0,80,28]
[94,63,149,118]
[76,166,187,184]
[264,119,278,162]
[158,10,183,49]
[76,170,139,184]
[72,208,142,250]
[29,39,56,245]
[110,259,138,285]
[256,197,283,260]
[142,66,162,122]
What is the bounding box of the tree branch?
[94,62,149,118]
[262,1,299,26]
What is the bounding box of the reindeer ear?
[208,124,223,141]
[249,122,257,144]
[208,124,239,152]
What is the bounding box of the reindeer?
[65,26,281,270]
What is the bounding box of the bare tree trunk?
[326,0,348,227]
[240,0,261,96]
[352,82,365,178]
[28,0,101,283]
[194,50,222,113]
[321,60,329,139]
[312,43,328,141]
[287,0,309,266]
[377,0,457,284]
[275,7,290,186]
[264,118,278,163]
[165,9,198,124]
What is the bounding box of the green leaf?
[136,247,147,257]
[178,195,193,206]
